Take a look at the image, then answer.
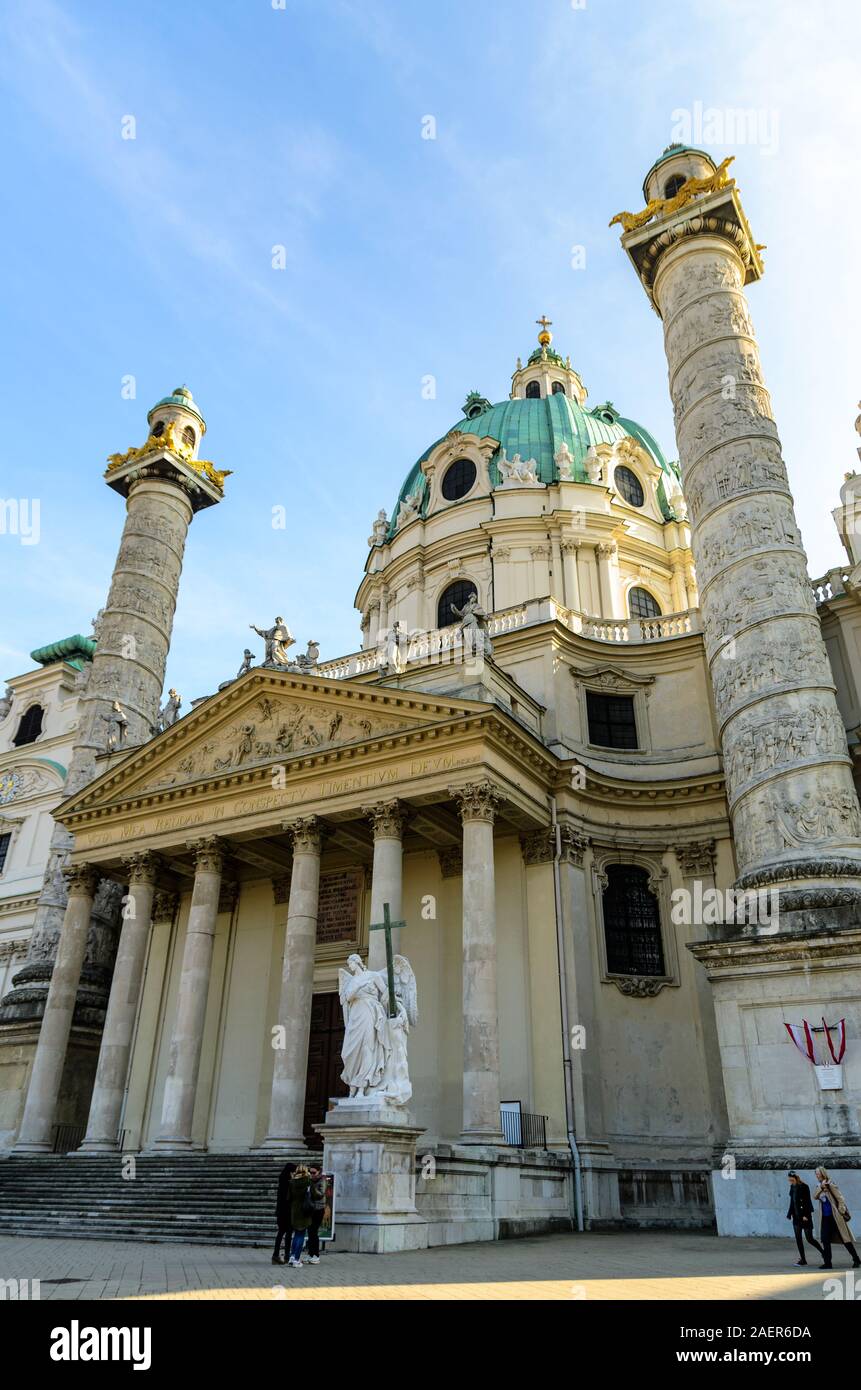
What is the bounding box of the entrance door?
[303,992,348,1147]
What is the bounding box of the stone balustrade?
[315,599,702,680]
[811,568,849,605]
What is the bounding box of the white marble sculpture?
[368,509,389,546]
[554,440,575,481]
[584,445,603,483]
[338,952,418,1106]
[496,449,541,487]
[452,592,493,658]
[395,491,422,530]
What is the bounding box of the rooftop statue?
[250,616,295,668]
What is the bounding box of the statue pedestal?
[316,1099,429,1254]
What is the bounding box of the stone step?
[0,1153,306,1246]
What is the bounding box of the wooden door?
[303,992,348,1147]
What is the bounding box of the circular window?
[441,458,477,502]
[614,465,645,508]
[628,587,661,620]
[438,579,477,628]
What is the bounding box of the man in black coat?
[272,1162,295,1265]
[786,1171,824,1266]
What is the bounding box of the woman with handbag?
[813,1166,861,1270]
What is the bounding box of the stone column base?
[254,1135,309,1153]
[71,1139,120,1155]
[317,1098,429,1254]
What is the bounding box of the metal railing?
[500,1107,548,1149]
[52,1123,86,1154]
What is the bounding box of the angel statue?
[338,952,418,1106]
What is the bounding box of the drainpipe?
[550,794,584,1231]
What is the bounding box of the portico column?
[13,863,101,1151]
[363,800,407,971]
[261,817,323,1149]
[78,852,159,1153]
[450,781,504,1142]
[154,837,223,1151]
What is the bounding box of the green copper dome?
[147,385,205,428]
[390,392,680,535]
[642,144,715,199]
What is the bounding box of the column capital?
[272,874,292,906]
[122,850,161,886]
[675,839,717,878]
[62,863,100,897]
[450,780,504,824]
[186,836,224,874]
[152,889,178,922]
[363,798,408,840]
[284,815,324,855]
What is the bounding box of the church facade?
[3,146,861,1242]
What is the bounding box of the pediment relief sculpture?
[570,663,655,693]
[136,696,424,794]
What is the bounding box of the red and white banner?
[785,1020,817,1063]
[823,1017,847,1064]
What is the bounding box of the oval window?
[441,458,477,501]
[614,465,645,508]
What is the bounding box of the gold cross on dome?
[536,315,553,334]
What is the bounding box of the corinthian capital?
[62,863,100,898]
[284,815,324,855]
[363,799,408,840]
[450,780,504,824]
[186,836,224,874]
[123,851,160,887]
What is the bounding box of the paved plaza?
[1,1230,852,1301]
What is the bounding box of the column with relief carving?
[615,149,861,914]
[450,781,504,1142]
[261,818,323,1149]
[363,800,407,971]
[154,837,223,1151]
[78,851,160,1152]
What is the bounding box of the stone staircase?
[0,1153,302,1246]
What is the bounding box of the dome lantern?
[510,317,588,405]
[146,384,206,459]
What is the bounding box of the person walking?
[272,1161,295,1265]
[286,1164,313,1268]
[813,1166,861,1270]
[786,1171,823,1266]
[305,1165,327,1265]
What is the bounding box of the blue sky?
[1,0,859,704]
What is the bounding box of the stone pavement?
[0,1229,853,1300]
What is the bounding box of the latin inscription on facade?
[316,868,363,946]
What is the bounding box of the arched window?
[602,864,665,976]
[441,458,477,502]
[182,425,196,449]
[628,587,661,620]
[151,420,165,438]
[525,381,541,399]
[551,381,566,395]
[437,579,477,629]
[13,704,43,746]
[664,174,686,199]
[614,465,645,508]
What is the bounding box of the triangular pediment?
[59,668,495,817]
